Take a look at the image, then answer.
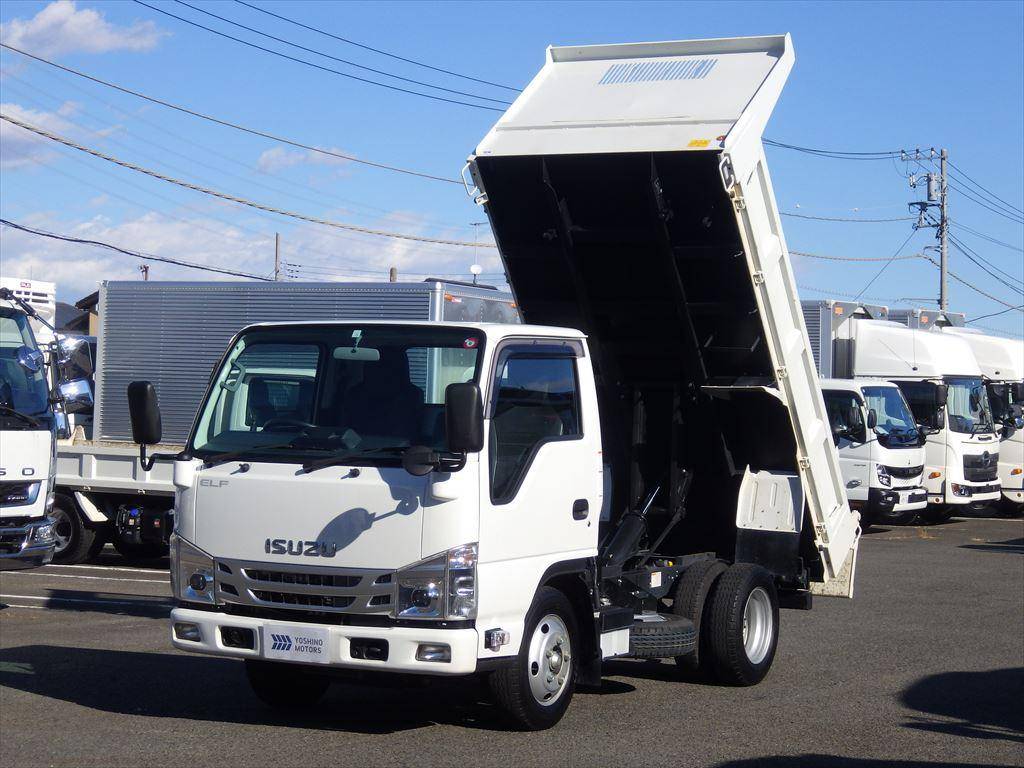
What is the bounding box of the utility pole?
[938,149,948,310]
[273,232,281,281]
[389,266,398,283]
[907,147,948,309]
[139,264,149,281]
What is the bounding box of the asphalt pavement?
[1,516,1022,768]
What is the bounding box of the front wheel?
[244,660,330,709]
[50,494,105,564]
[489,587,578,730]
[706,563,779,686]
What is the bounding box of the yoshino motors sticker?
[262,624,331,664]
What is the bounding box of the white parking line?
[950,517,1023,523]
[1,571,167,585]
[43,564,167,575]
[0,594,171,608]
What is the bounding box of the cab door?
[823,389,870,505]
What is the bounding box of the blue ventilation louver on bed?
[598,58,719,85]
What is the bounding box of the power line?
[854,230,919,300]
[0,112,498,249]
[763,138,902,160]
[951,220,1023,253]
[0,43,463,185]
[946,233,1024,295]
[789,249,923,263]
[130,1,503,112]
[947,179,1024,224]
[234,0,521,92]
[171,0,511,105]
[966,305,1024,323]
[947,159,1023,216]
[781,211,914,223]
[0,218,274,280]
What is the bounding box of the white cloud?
[257,145,352,174]
[0,101,75,168]
[0,1,166,58]
[0,209,506,303]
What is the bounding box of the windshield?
[0,308,51,429]
[189,324,483,462]
[946,377,994,434]
[862,386,919,447]
[986,382,1022,424]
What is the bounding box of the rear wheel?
[489,587,578,730]
[707,563,779,686]
[244,660,330,709]
[50,494,105,564]
[670,558,727,676]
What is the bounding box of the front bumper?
[942,482,1001,505]
[869,486,927,515]
[0,518,55,571]
[170,607,480,675]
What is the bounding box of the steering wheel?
[262,417,317,432]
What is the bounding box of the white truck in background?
[126,35,860,730]
[819,377,927,529]
[0,286,92,569]
[803,300,1001,522]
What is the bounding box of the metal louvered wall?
[94,281,493,444]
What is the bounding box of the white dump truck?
[1,286,92,569]
[54,279,518,563]
[805,300,1001,521]
[126,35,859,730]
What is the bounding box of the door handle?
[572,499,589,520]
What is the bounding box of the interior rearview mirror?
[866,408,877,430]
[127,381,162,446]
[445,382,484,454]
[934,383,948,407]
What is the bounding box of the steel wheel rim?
[527,614,571,707]
[49,506,73,554]
[742,587,773,665]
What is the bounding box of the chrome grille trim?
[215,558,393,616]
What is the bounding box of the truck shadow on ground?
[959,536,1024,555]
[0,589,171,618]
[0,644,629,733]
[899,667,1024,744]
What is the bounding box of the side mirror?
[934,383,949,407]
[445,382,484,454]
[53,410,71,440]
[127,381,162,446]
[1011,383,1024,402]
[59,379,94,414]
[867,408,877,431]
[57,337,94,379]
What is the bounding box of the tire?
[918,505,954,525]
[244,660,330,709]
[671,558,727,675]
[50,494,105,564]
[489,587,578,730]
[706,563,779,686]
[629,614,696,658]
[112,538,168,560]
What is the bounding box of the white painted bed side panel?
[737,468,803,534]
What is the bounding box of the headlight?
[876,464,891,487]
[395,543,478,620]
[950,483,972,497]
[169,532,216,605]
[32,521,56,543]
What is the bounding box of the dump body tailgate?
[468,35,858,594]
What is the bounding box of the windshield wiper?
[202,441,333,468]
[0,405,42,427]
[301,445,410,473]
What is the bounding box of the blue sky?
[1,0,1021,337]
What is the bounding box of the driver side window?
[823,390,865,443]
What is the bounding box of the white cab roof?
[240,320,586,339]
[854,320,982,379]
[819,377,900,392]
[943,328,1024,381]
[474,35,792,157]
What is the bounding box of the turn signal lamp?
[928,471,942,479]
[1011,468,1023,476]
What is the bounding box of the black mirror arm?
[139,444,181,472]
[436,450,467,472]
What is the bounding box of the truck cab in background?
[820,378,926,528]
[0,288,93,569]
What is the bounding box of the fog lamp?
[188,573,209,592]
[32,522,56,543]
[173,622,202,642]
[416,643,451,663]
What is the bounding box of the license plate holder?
[262,624,331,664]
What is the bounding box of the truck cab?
[820,378,926,527]
[130,34,859,730]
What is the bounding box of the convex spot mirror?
[59,379,94,414]
[445,382,483,454]
[402,446,438,477]
[127,380,162,446]
[16,345,44,374]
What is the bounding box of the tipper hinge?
[775,366,788,379]
[752,271,766,286]
[798,456,811,470]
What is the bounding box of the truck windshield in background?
[986,382,1023,425]
[0,308,51,429]
[861,386,919,447]
[946,377,994,435]
[189,325,483,462]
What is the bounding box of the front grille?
[0,527,29,555]
[0,482,40,507]
[886,465,923,479]
[964,453,999,482]
[215,558,394,617]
